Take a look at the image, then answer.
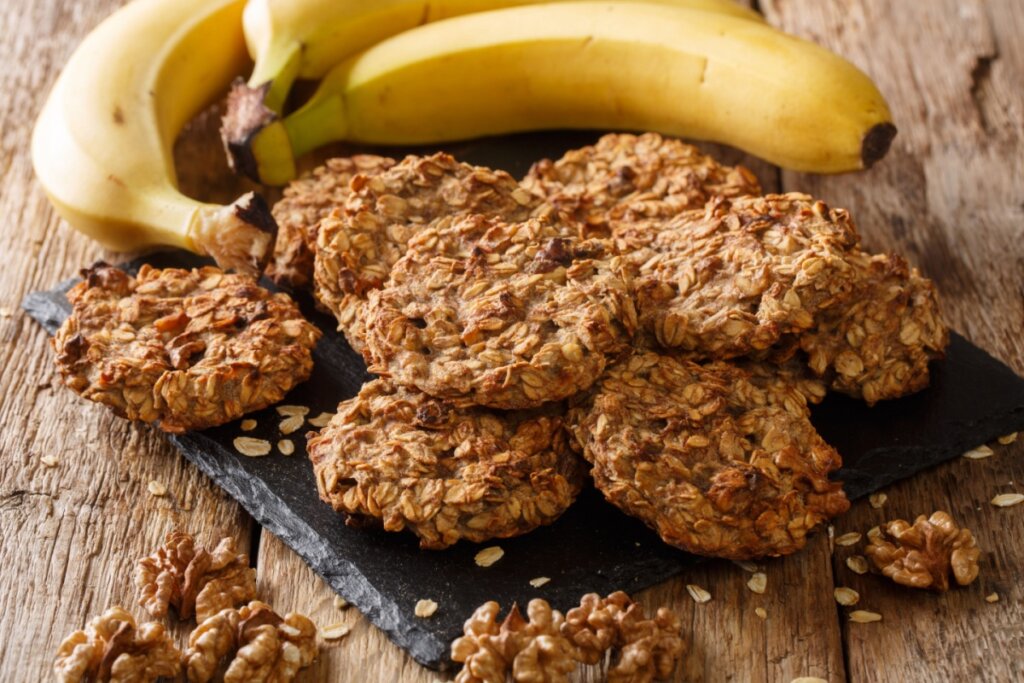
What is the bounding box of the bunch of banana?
[32,0,276,275]
[226,1,895,186]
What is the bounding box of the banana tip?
[221,79,278,183]
[861,123,897,169]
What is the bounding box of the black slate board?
[21,131,1024,670]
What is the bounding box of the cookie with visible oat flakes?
[307,379,585,549]
[568,352,849,559]
[360,215,636,409]
[53,263,320,433]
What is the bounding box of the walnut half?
[134,531,257,622]
[865,511,981,591]
[183,600,318,683]
[53,606,181,683]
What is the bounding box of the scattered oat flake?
[847,555,869,575]
[321,622,351,640]
[869,492,887,508]
[276,404,310,417]
[686,584,711,603]
[754,607,767,620]
[147,481,167,497]
[234,436,272,457]
[0,306,12,317]
[529,577,551,588]
[279,415,304,435]
[834,587,860,606]
[474,546,505,567]
[991,493,1024,507]
[733,560,758,573]
[415,599,438,618]
[747,572,767,594]
[240,418,257,432]
[790,678,828,683]
[998,432,1018,445]
[985,593,999,603]
[835,532,862,546]
[308,412,334,428]
[963,445,994,460]
[849,610,882,623]
[333,596,349,609]
[40,455,58,468]
[278,439,295,456]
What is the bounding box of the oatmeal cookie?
[53,263,320,433]
[627,193,862,359]
[314,153,542,349]
[267,155,396,288]
[308,379,585,549]
[568,352,849,559]
[799,251,948,404]
[522,132,761,237]
[360,216,636,408]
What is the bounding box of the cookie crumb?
[747,572,767,594]
[985,592,999,603]
[754,607,767,620]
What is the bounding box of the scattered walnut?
[135,531,257,622]
[183,601,318,683]
[54,606,181,683]
[865,511,980,591]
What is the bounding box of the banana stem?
[284,93,350,159]
[248,43,302,113]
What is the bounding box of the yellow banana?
[229,2,896,186]
[241,0,762,113]
[32,0,275,276]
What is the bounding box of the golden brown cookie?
[53,263,320,432]
[568,352,849,559]
[308,379,585,549]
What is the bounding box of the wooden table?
[2,0,1022,680]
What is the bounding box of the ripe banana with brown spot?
[32,0,276,275]
[227,2,896,186]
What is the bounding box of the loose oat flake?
[834,587,860,606]
[334,596,349,609]
[754,607,767,620]
[869,492,888,509]
[233,436,272,457]
[40,455,58,468]
[240,418,257,432]
[991,493,1024,508]
[835,532,862,546]
[849,610,882,623]
[415,599,438,618]
[847,555,869,575]
[308,412,334,428]
[963,445,994,460]
[733,560,758,573]
[278,439,295,456]
[321,622,351,640]
[985,593,999,603]
[147,481,167,497]
[997,432,1018,445]
[747,572,767,594]
[276,404,310,417]
[790,678,828,683]
[686,584,711,603]
[279,414,305,435]
[474,546,505,568]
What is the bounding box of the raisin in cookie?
[568,352,849,559]
[308,379,585,549]
[53,263,320,432]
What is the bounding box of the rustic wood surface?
[1,0,1021,681]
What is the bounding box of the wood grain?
[1,0,1022,681]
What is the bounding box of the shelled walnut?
[183,600,318,683]
[865,511,980,591]
[452,593,685,683]
[134,531,257,622]
[53,606,181,683]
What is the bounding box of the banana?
[32,0,276,276]
[240,0,762,114]
[228,2,895,185]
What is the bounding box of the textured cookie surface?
[569,352,849,559]
[361,216,637,408]
[522,132,761,237]
[268,155,396,288]
[627,193,862,359]
[314,153,542,350]
[308,379,585,549]
[53,263,320,432]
